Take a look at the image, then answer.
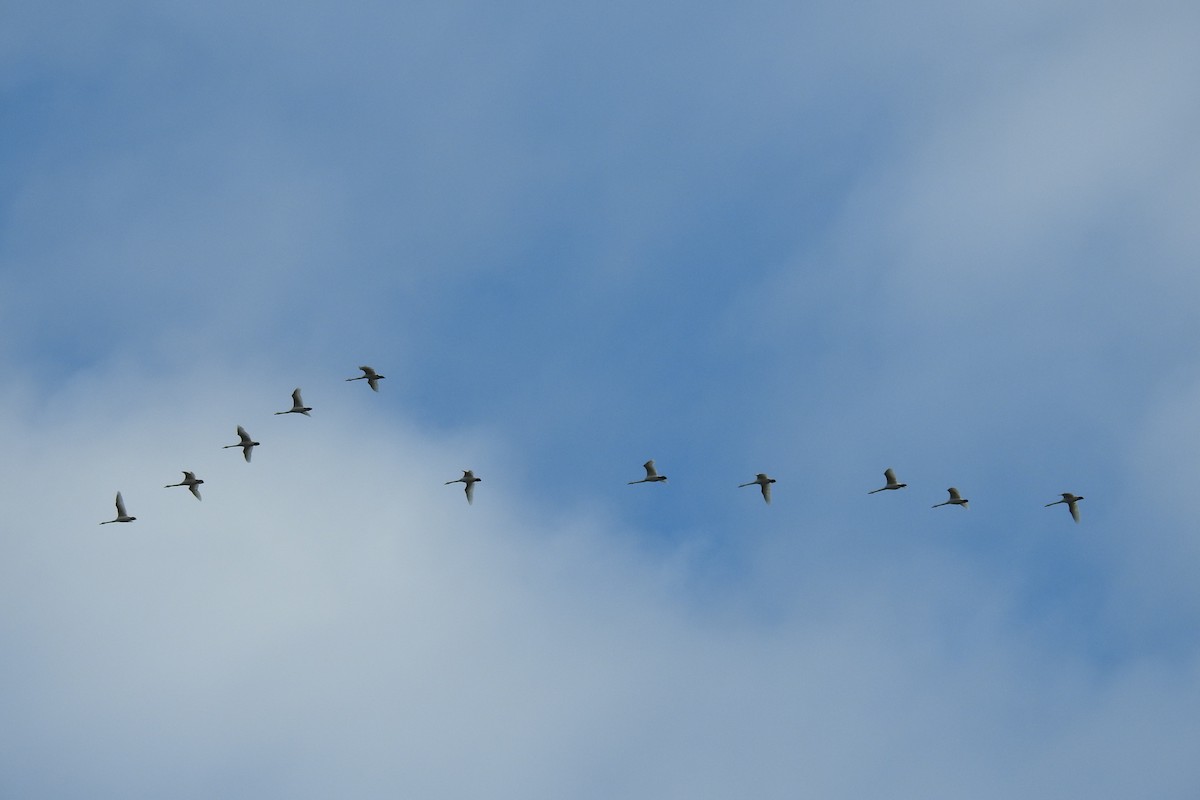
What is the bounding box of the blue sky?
[3,1,1200,796]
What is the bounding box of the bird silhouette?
[224,426,260,462]
[275,388,311,416]
[1045,492,1083,523]
[100,492,136,524]
[932,487,969,508]
[869,468,907,494]
[445,470,481,504]
[164,471,204,500]
[738,473,776,503]
[628,460,667,484]
[346,366,385,392]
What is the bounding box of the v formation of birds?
[100,366,1085,525]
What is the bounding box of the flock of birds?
[99,366,1086,525]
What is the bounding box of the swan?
[445,470,481,504]
[100,492,136,524]
[346,366,385,392]
[932,487,969,508]
[224,426,260,462]
[738,473,776,503]
[869,468,907,494]
[628,460,667,484]
[1045,492,1083,523]
[165,471,204,500]
[275,388,311,416]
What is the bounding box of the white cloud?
[0,362,1197,797]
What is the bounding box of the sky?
[3,0,1200,796]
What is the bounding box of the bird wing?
[465,481,475,504]
[292,388,304,408]
[947,487,961,500]
[1069,501,1080,522]
[115,493,127,516]
[884,468,897,484]
[761,482,771,503]
[189,484,202,500]
[360,366,377,377]
[237,426,251,442]
[643,460,658,478]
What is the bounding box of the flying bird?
[274,388,311,416]
[346,365,385,392]
[932,487,969,508]
[738,473,776,503]
[164,471,204,500]
[224,426,260,462]
[628,459,667,485]
[100,492,136,524]
[226,424,262,462]
[869,468,907,494]
[1045,492,1083,523]
[445,470,481,504]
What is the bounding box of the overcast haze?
[3,1,1200,796]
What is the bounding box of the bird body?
[445,470,481,504]
[1045,492,1083,523]
[165,471,204,500]
[346,366,385,392]
[224,426,260,462]
[628,460,667,484]
[275,388,311,416]
[738,473,776,503]
[933,487,969,508]
[869,468,907,494]
[100,492,136,524]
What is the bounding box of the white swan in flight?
[224,426,260,462]
[738,473,776,503]
[165,471,204,500]
[628,460,667,484]
[274,388,311,416]
[445,470,481,504]
[932,487,969,508]
[100,492,136,524]
[346,366,385,392]
[869,468,907,494]
[1045,492,1083,523]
